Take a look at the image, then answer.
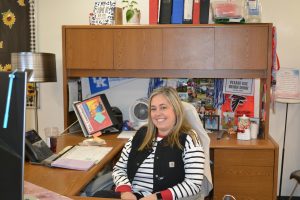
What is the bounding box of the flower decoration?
[17,0,26,6]
[2,10,16,29]
[0,64,12,71]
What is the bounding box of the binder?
[200,0,210,24]
[192,0,200,24]
[171,0,184,24]
[183,0,193,24]
[149,0,159,24]
[159,0,173,24]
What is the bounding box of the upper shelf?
[62,24,272,79]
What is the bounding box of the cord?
[59,120,79,135]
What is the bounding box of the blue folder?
[171,0,184,24]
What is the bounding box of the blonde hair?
[139,87,196,150]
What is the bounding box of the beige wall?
[30,0,300,196]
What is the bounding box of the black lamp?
[11,52,57,132]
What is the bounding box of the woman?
[113,87,205,200]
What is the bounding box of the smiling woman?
[97,87,206,200]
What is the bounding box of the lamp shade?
[11,52,57,82]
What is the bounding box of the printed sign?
[223,79,254,96]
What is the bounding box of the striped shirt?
[113,134,205,200]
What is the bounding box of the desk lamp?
[11,52,57,132]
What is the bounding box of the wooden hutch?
[62,24,278,200]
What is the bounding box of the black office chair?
[289,170,300,200]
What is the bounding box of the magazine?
[73,94,117,137]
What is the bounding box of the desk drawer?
[214,149,274,167]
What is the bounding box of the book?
[200,0,210,24]
[192,0,200,24]
[183,0,193,24]
[159,0,173,24]
[149,0,159,24]
[50,146,113,171]
[73,94,119,137]
[171,0,184,24]
[90,0,116,25]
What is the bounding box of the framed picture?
[204,115,220,131]
[73,94,118,137]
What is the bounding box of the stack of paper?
[50,146,112,171]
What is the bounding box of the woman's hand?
[121,191,137,200]
[140,193,157,200]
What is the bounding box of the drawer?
[214,165,274,200]
[214,149,274,167]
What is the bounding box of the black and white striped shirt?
[113,134,205,200]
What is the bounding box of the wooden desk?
[24,133,126,196]
[209,132,278,200]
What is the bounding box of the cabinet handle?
[223,195,237,200]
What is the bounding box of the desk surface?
[24,133,126,196]
[25,131,277,199]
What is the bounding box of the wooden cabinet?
[163,28,214,69]
[114,28,163,69]
[62,24,278,200]
[215,26,269,70]
[65,28,114,69]
[214,149,274,199]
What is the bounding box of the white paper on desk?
[117,131,136,139]
[56,146,112,164]
[51,158,95,171]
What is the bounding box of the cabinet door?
[213,149,274,200]
[114,28,163,69]
[65,29,114,69]
[215,26,269,70]
[163,28,214,69]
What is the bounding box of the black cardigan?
[127,126,187,193]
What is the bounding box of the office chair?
[182,102,213,199]
[289,170,300,200]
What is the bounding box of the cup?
[250,123,259,139]
[44,127,59,153]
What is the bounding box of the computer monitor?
[0,71,27,200]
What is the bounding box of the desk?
[24,133,126,196]
[25,132,278,200]
[209,133,278,200]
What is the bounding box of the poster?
[275,68,300,99]
[221,94,254,126]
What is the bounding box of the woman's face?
[150,94,176,136]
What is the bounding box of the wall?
[32,0,300,196]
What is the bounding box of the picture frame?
[203,115,220,131]
[73,94,118,137]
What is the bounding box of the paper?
[276,68,300,99]
[117,131,136,139]
[223,79,254,96]
[51,158,95,171]
[57,146,112,164]
[49,146,112,170]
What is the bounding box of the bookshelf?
[62,24,278,199]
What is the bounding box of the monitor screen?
[0,71,27,200]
